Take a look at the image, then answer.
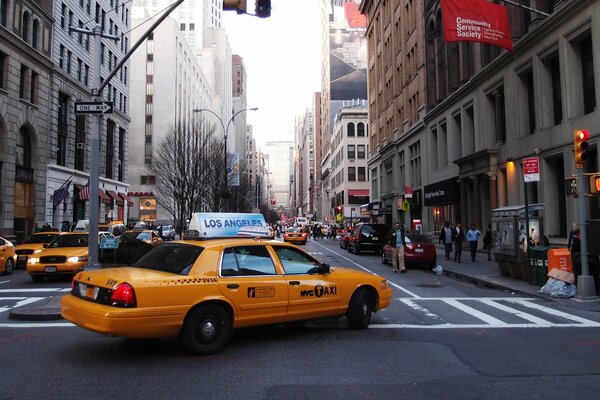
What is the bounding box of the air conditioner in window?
[76,143,85,149]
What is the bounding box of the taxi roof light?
[110,283,136,307]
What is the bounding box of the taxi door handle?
[227,284,239,289]
[288,281,300,286]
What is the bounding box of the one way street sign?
[74,101,114,114]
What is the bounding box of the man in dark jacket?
[389,222,407,273]
[453,222,465,263]
[439,221,455,260]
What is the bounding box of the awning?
[98,190,112,205]
[348,189,369,196]
[106,190,123,206]
[119,192,134,206]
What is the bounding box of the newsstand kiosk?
[491,204,544,282]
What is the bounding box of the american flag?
[78,181,91,201]
[52,178,72,209]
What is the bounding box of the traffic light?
[336,205,342,214]
[271,197,276,205]
[574,129,590,169]
[223,0,247,14]
[590,174,600,195]
[565,177,578,197]
[256,0,271,18]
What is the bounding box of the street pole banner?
[441,0,513,51]
[228,153,240,187]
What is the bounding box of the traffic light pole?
[575,167,596,299]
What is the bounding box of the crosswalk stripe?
[507,299,600,325]
[441,298,508,325]
[478,299,553,326]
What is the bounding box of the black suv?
[347,223,389,255]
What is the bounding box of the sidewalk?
[435,244,600,312]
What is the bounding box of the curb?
[8,296,64,321]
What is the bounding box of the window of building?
[347,122,355,137]
[66,50,72,73]
[57,93,69,166]
[75,115,86,171]
[581,36,596,114]
[549,56,562,125]
[348,167,356,181]
[30,71,38,103]
[357,145,365,159]
[409,142,421,187]
[358,167,366,181]
[118,128,125,181]
[347,144,355,159]
[1,0,9,26]
[106,120,115,179]
[357,122,365,136]
[32,19,39,49]
[22,12,30,43]
[19,64,28,99]
[0,51,6,89]
[140,175,156,185]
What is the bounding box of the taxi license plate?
[45,266,57,272]
[78,284,99,300]
[415,248,424,253]
[17,255,27,261]
[372,236,378,241]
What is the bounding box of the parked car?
[0,236,16,275]
[161,225,176,240]
[339,229,352,250]
[381,233,437,268]
[347,223,389,255]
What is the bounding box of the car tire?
[347,288,372,329]
[3,258,14,275]
[353,244,360,255]
[31,275,44,282]
[179,304,231,355]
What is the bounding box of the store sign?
[424,178,459,206]
[404,185,413,198]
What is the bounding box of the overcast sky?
[223,0,323,148]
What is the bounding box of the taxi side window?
[273,246,321,275]
[221,246,276,276]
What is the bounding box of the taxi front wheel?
[180,304,231,355]
[347,288,372,329]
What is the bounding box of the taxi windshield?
[48,234,89,248]
[23,233,58,244]
[133,243,204,274]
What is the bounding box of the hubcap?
[200,320,217,340]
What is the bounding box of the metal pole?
[576,168,596,298]
[524,177,530,272]
[87,24,103,270]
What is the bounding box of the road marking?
[0,280,10,285]
[441,298,508,325]
[478,299,553,326]
[0,323,74,328]
[507,298,599,324]
[400,298,441,320]
[312,241,421,298]
[0,288,70,293]
[369,323,600,329]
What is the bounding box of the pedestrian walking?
[467,224,482,262]
[389,222,406,273]
[439,221,455,260]
[453,222,465,263]
[567,222,581,268]
[483,224,492,261]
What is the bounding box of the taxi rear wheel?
[180,304,231,355]
[347,288,372,329]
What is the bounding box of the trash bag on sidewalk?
[538,278,577,298]
[432,265,443,275]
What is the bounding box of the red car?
[381,233,437,268]
[339,229,353,250]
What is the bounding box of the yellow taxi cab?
[14,231,61,269]
[27,231,115,282]
[283,226,308,245]
[0,236,16,275]
[61,213,392,355]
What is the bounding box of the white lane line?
[369,323,600,329]
[0,280,10,285]
[0,288,69,293]
[441,298,507,325]
[312,241,421,299]
[0,323,74,328]
[508,299,600,325]
[0,297,46,313]
[478,299,553,326]
[400,298,441,320]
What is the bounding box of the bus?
[295,217,308,227]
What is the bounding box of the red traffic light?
[271,198,276,204]
[575,129,590,141]
[574,129,590,169]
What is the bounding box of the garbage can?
[529,246,550,286]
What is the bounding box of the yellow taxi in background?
[283,226,308,245]
[61,213,392,355]
[0,236,16,275]
[14,232,61,269]
[27,231,115,282]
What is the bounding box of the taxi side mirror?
[43,243,49,248]
[321,263,330,274]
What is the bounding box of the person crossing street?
[389,222,406,273]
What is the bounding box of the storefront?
[424,177,460,234]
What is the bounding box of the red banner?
[441,0,513,51]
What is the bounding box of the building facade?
[263,140,293,211]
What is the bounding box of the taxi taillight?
[110,283,137,307]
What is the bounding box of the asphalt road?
[1,238,600,399]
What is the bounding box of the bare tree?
[150,118,225,234]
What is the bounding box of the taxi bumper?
[27,261,86,276]
[61,294,187,338]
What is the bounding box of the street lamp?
[193,107,258,211]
